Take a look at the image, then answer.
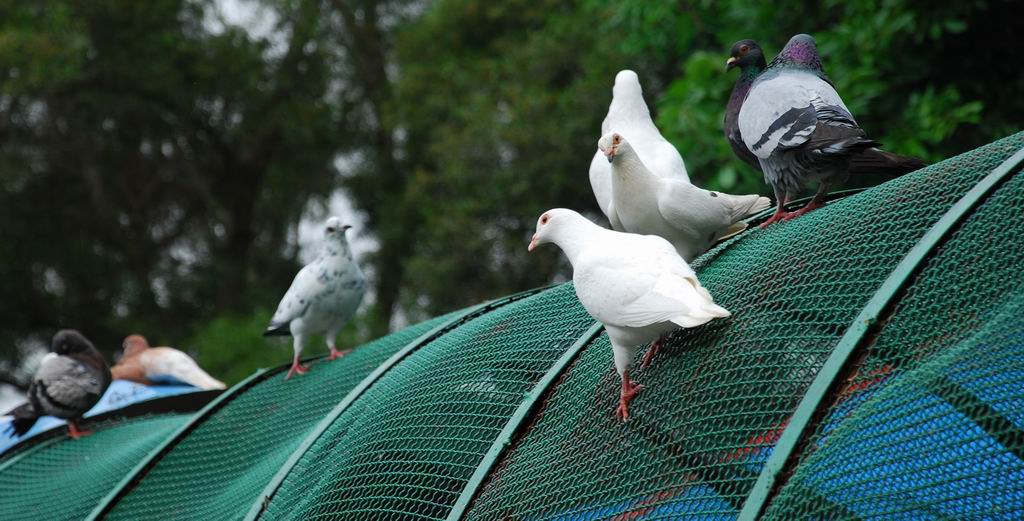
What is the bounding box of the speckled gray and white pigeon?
[737,34,921,227]
[6,330,111,439]
[725,38,926,183]
[264,217,366,379]
[528,209,730,421]
[589,70,690,225]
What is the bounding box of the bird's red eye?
[541,215,549,225]
[740,45,750,54]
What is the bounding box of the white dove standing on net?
[528,209,730,420]
[264,217,366,379]
[589,70,690,225]
[598,132,771,261]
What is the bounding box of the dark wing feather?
[850,148,928,176]
[751,104,818,153]
[5,402,39,435]
[803,123,880,156]
[263,322,292,337]
[799,101,880,156]
[727,127,761,170]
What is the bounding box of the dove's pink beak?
[604,147,615,163]
[528,234,538,252]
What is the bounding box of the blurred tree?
[389,0,636,317]
[307,0,424,336]
[0,0,340,384]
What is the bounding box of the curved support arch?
[87,368,271,520]
[245,287,548,520]
[739,147,1024,520]
[446,321,604,520]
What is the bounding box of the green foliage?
[186,312,278,386]
[392,0,632,315]
[887,86,984,158]
[656,51,762,195]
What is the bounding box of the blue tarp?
[0,380,204,454]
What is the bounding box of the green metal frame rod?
[0,433,68,476]
[245,287,546,520]
[738,146,1024,520]
[446,321,605,521]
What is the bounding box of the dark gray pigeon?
[6,330,112,439]
[735,34,926,226]
[725,39,925,179]
[725,39,768,172]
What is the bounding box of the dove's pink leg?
[67,420,92,439]
[284,355,310,380]
[759,196,788,228]
[326,331,351,361]
[641,335,667,370]
[327,347,352,361]
[614,371,644,421]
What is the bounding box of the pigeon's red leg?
[327,347,352,361]
[284,355,310,380]
[67,420,92,439]
[783,199,824,220]
[614,371,644,421]
[641,335,666,369]
[759,196,788,229]
[784,183,828,220]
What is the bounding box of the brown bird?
[112,335,226,390]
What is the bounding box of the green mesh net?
[0,414,187,521]
[764,291,1024,519]
[762,144,1024,519]
[4,133,1023,521]
[259,283,594,519]
[103,311,462,521]
[462,132,1024,520]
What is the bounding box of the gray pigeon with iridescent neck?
[738,34,895,227]
[725,38,926,185]
[264,217,366,379]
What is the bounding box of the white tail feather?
[143,348,226,390]
[735,195,772,219]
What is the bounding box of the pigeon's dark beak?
[726,57,738,71]
[341,225,352,232]
[604,148,615,163]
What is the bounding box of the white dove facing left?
[599,132,770,261]
[265,217,366,379]
[589,70,690,224]
[528,209,730,420]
